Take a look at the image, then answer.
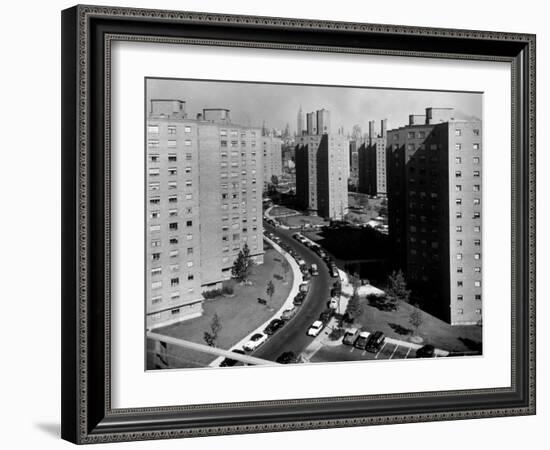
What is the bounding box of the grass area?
[269,206,299,217]
[152,247,294,368]
[352,297,482,353]
[278,214,328,228]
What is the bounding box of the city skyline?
[146,78,482,136]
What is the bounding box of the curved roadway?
[252,222,335,362]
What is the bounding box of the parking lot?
[309,340,440,363]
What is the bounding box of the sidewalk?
[209,236,303,366]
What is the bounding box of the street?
[251,222,334,362]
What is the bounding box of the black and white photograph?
[145,78,483,370]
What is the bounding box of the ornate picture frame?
[61,5,536,444]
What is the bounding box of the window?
[169,209,178,217]
[170,264,179,272]
[167,140,177,148]
[170,277,179,287]
[186,234,193,241]
[455,157,462,164]
[475,308,482,315]
[455,171,462,178]
[168,181,177,190]
[474,253,481,260]
[169,238,178,245]
[185,181,192,188]
[168,195,177,203]
[474,225,481,232]
[474,267,481,273]
[187,274,194,281]
[457,308,464,315]
[149,197,160,205]
[148,139,159,148]
[185,193,193,200]
[456,198,462,205]
[456,239,463,246]
[151,252,160,261]
[418,131,426,138]
[186,261,194,268]
[457,267,463,273]
[473,143,480,150]
[185,140,192,146]
[474,184,481,192]
[168,126,176,135]
[187,247,193,255]
[168,167,177,176]
[186,220,193,227]
[151,267,162,276]
[184,126,192,133]
[168,153,177,162]
[149,182,160,191]
[185,166,192,173]
[456,226,463,233]
[456,185,462,191]
[474,198,481,205]
[171,309,180,316]
[457,281,463,287]
[169,249,179,258]
[457,295,463,301]
[474,239,481,246]
[475,280,481,287]
[185,153,192,160]
[148,168,160,177]
[221,140,228,147]
[151,296,162,305]
[169,222,178,230]
[455,143,462,150]
[150,225,161,234]
[475,294,482,300]
[407,132,415,139]
[473,170,480,177]
[473,157,480,164]
[147,125,159,134]
[149,154,160,163]
[151,281,162,289]
[473,212,481,219]
[456,212,462,219]
[473,129,480,136]
[457,253,463,260]
[455,129,462,136]
[151,240,161,248]
[170,292,180,300]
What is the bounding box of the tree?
[271,174,279,186]
[266,280,275,303]
[386,270,410,307]
[344,272,363,323]
[203,313,222,347]
[231,243,254,283]
[409,305,423,336]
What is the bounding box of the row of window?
[220,130,257,138]
[149,220,193,231]
[455,170,481,177]
[148,139,193,148]
[149,154,193,163]
[456,253,482,260]
[221,140,257,148]
[148,125,192,134]
[456,308,482,315]
[149,167,193,176]
[151,263,195,277]
[149,194,194,204]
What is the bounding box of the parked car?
[416,344,436,358]
[264,319,285,335]
[293,292,306,305]
[354,331,370,350]
[310,264,319,276]
[329,267,339,278]
[307,320,324,337]
[220,349,246,367]
[276,351,298,364]
[330,287,341,298]
[328,297,339,310]
[243,333,268,351]
[281,306,298,321]
[342,328,359,346]
[302,272,311,281]
[297,258,306,267]
[292,233,302,240]
[299,282,310,293]
[365,331,386,353]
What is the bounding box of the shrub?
[203,288,223,299]
[328,327,345,341]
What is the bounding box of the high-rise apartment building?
[358,119,388,197]
[349,140,360,188]
[387,107,482,325]
[295,109,348,219]
[146,100,264,329]
[261,133,283,186]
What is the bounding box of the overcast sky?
[146,78,482,135]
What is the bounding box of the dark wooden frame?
[61,4,536,444]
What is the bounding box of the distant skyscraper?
[316,108,331,134]
[296,105,305,137]
[387,107,482,325]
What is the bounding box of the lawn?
[269,205,299,217]
[352,297,482,353]
[278,214,328,228]
[151,247,293,368]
